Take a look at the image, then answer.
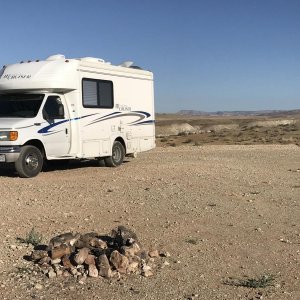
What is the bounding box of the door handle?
[65,128,68,134]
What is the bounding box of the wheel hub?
[25,154,39,170]
[113,147,121,162]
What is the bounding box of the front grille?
[0,146,20,153]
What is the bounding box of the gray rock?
[127,261,139,273]
[31,250,49,261]
[70,267,78,276]
[88,264,99,278]
[50,244,73,260]
[74,247,90,265]
[75,232,98,248]
[111,226,138,247]
[84,254,96,265]
[61,255,73,269]
[38,256,51,267]
[120,246,136,258]
[110,250,129,274]
[148,250,159,258]
[48,232,80,250]
[97,254,113,278]
[141,264,153,277]
[89,238,107,249]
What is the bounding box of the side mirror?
[57,103,65,119]
[42,109,50,121]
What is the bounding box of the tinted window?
[98,80,113,108]
[0,94,44,118]
[82,79,113,108]
[83,80,97,107]
[43,96,64,119]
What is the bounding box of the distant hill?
[177,109,300,116]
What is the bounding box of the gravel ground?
[0,144,299,300]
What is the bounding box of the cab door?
[40,95,71,157]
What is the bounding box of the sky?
[0,0,299,113]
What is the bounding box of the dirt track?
[0,144,299,300]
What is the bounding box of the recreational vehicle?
[0,54,155,177]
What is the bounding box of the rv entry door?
[41,95,71,157]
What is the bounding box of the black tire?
[15,145,43,178]
[104,141,125,167]
[96,158,106,167]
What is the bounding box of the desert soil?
[0,144,299,300]
[155,113,300,147]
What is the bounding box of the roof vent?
[0,66,5,77]
[46,54,66,61]
[120,61,134,68]
[80,57,105,63]
[130,65,143,70]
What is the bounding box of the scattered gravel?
[0,144,299,299]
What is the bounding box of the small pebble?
[35,283,43,290]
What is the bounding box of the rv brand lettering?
[116,104,131,111]
[2,74,32,80]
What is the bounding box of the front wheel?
[15,145,43,178]
[104,141,125,167]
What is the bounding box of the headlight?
[0,131,18,141]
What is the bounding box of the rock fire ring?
[28,226,170,282]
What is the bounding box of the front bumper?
[0,146,21,163]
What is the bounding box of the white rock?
[88,264,99,278]
[47,269,56,279]
[51,258,61,265]
[35,283,43,290]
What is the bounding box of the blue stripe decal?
[98,112,121,119]
[38,111,153,134]
[84,111,152,127]
[38,119,69,134]
[131,120,155,126]
[133,111,151,118]
[85,112,122,126]
[38,113,98,134]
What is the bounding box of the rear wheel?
[104,141,125,167]
[15,145,43,178]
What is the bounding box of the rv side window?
[82,79,113,108]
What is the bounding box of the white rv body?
[0,55,155,177]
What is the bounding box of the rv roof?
[0,54,153,93]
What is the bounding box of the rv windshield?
[0,94,44,118]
